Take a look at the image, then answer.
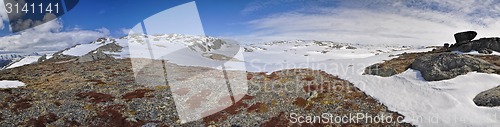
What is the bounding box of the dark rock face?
[411,52,500,81]
[0,59,12,68]
[450,31,500,54]
[443,43,450,48]
[451,37,500,53]
[474,85,500,107]
[454,31,477,44]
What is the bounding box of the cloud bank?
[0,0,109,54]
[234,0,500,46]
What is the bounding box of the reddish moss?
[86,79,107,85]
[261,112,289,127]
[76,92,114,103]
[96,104,145,127]
[223,100,247,115]
[267,73,279,80]
[27,113,58,127]
[302,76,315,81]
[64,119,81,126]
[293,97,307,108]
[203,95,254,124]
[247,102,268,113]
[203,112,228,125]
[247,74,253,80]
[12,98,32,112]
[346,91,366,99]
[122,89,154,101]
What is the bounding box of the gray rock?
[411,52,500,81]
[346,46,357,49]
[78,43,123,63]
[479,49,493,54]
[474,85,500,107]
[443,43,450,48]
[452,38,500,53]
[37,55,47,62]
[450,30,500,54]
[364,63,398,77]
[454,31,477,44]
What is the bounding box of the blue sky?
[0,0,340,37]
[1,0,500,53]
[0,0,312,37]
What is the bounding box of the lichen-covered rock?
[411,52,500,81]
[364,63,398,77]
[474,85,500,107]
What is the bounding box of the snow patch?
[6,56,41,69]
[0,80,26,88]
[62,43,103,56]
[452,50,500,55]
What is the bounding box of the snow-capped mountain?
[5,33,421,70]
[0,54,23,60]
[19,34,246,73]
[0,52,44,69]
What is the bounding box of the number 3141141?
[5,3,60,14]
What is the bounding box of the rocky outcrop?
[411,52,500,81]
[474,85,500,107]
[450,31,500,54]
[363,51,437,77]
[78,43,123,63]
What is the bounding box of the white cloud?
[96,27,110,35]
[0,0,108,54]
[233,0,500,46]
[120,28,131,35]
[0,18,108,53]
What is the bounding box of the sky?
[1,0,500,54]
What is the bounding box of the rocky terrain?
[2,31,500,126]
[0,57,412,126]
[449,31,500,54]
[411,52,500,81]
[364,31,500,107]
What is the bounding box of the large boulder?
[474,85,500,107]
[454,31,477,44]
[411,52,500,81]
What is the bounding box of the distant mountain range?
[1,33,415,70]
[0,52,42,69]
